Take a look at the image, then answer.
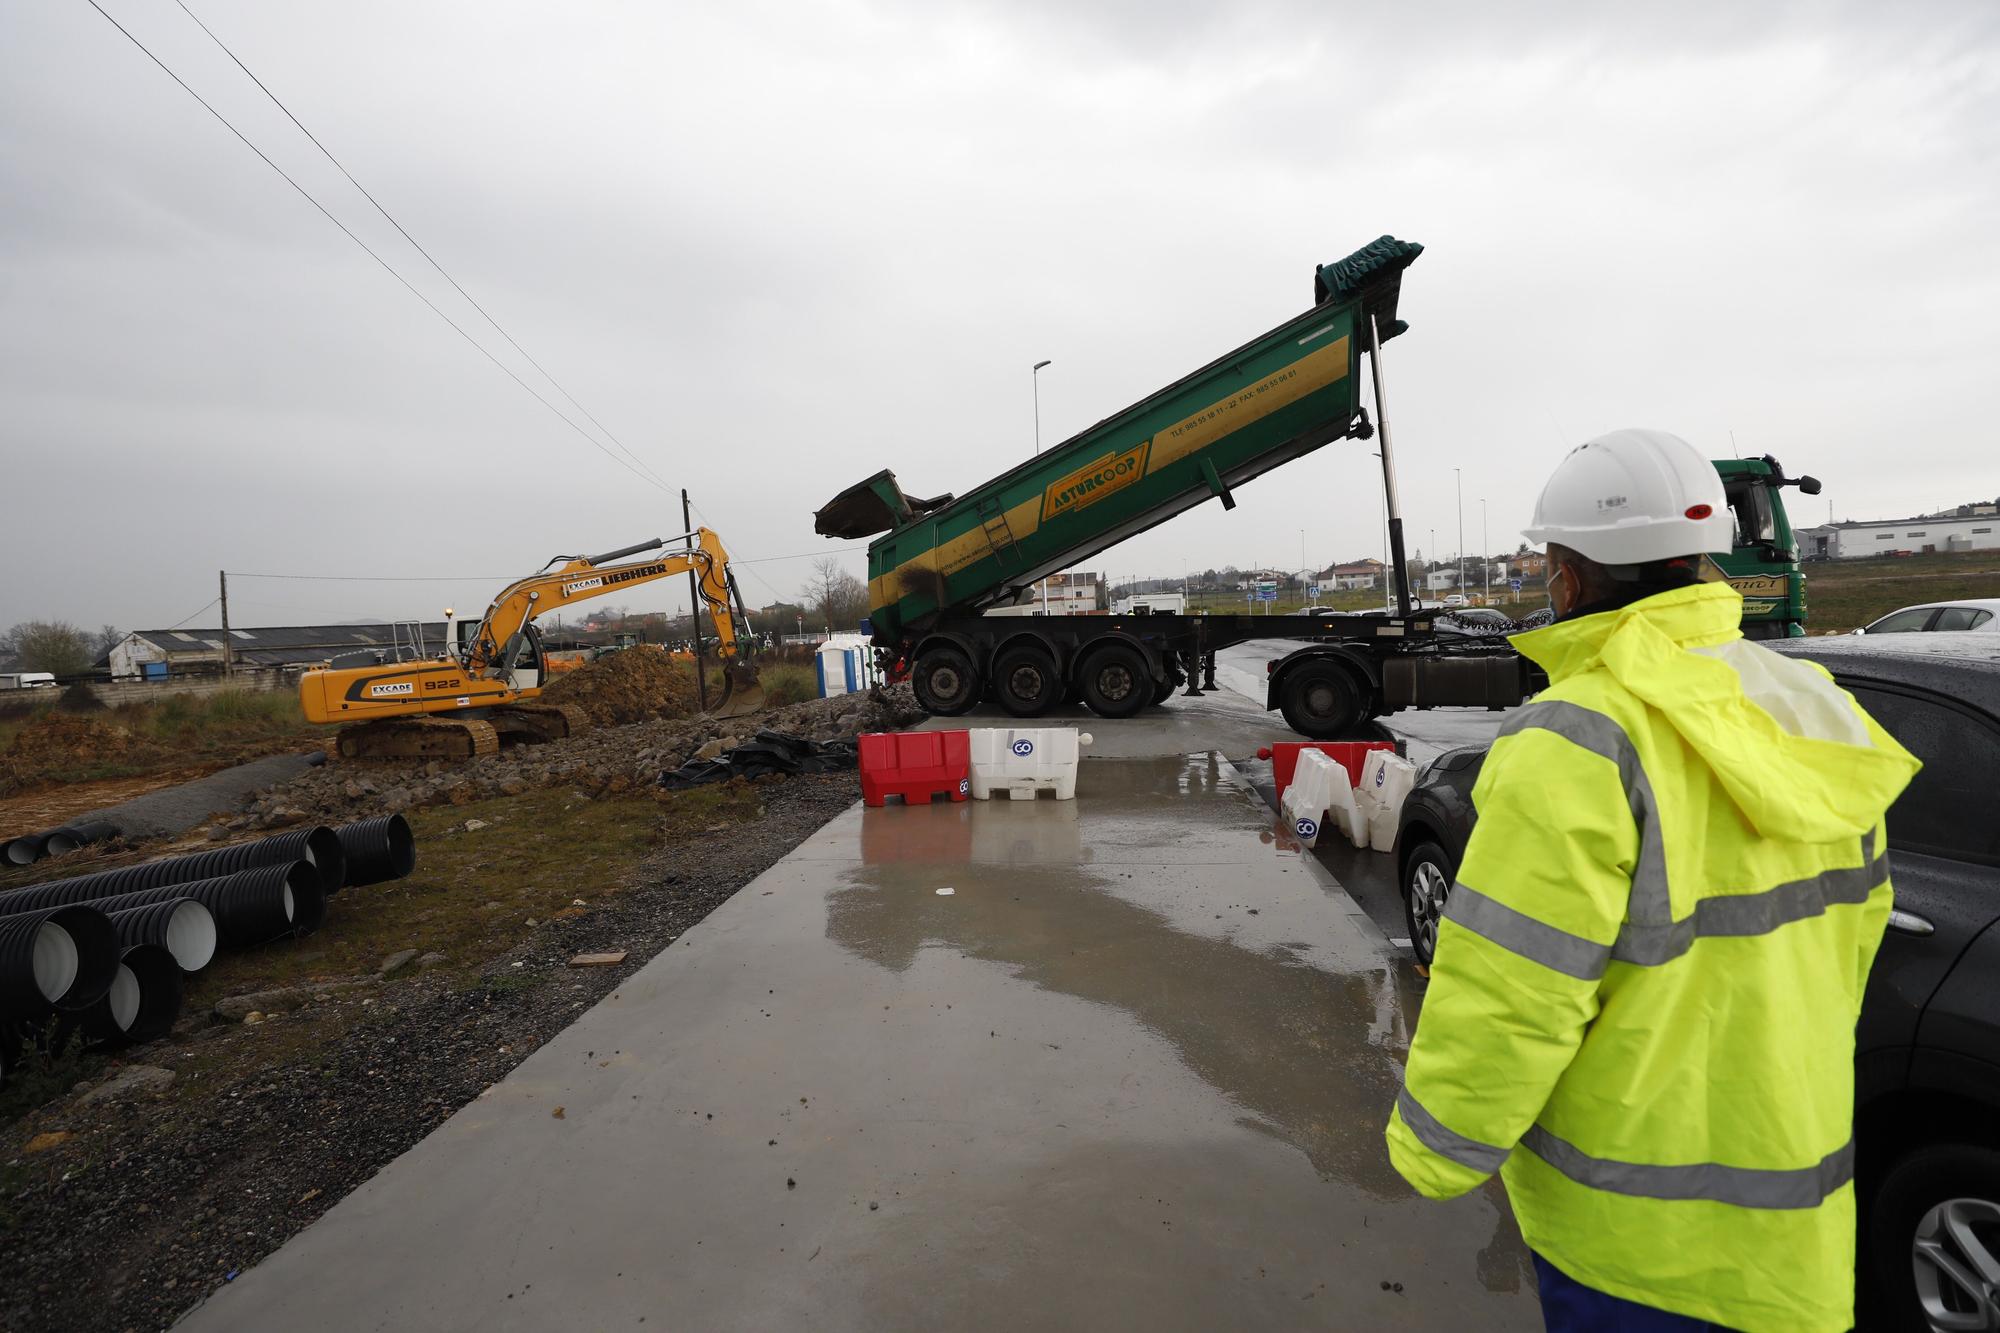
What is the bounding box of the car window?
[1931,606,1989,631]
[1866,607,1937,634]
[1845,684,2000,863]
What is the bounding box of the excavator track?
[334,717,502,761]
[491,702,591,744]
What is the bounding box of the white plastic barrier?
[967,727,1093,800]
[1283,749,1359,848]
[1354,751,1419,853]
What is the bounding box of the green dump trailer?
[815,237,1812,736]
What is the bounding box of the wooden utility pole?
[218,570,234,677]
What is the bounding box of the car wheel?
[1401,839,1454,966]
[992,646,1060,718]
[1076,643,1151,719]
[911,645,980,716]
[1867,1142,2000,1332]
[1279,661,1367,738]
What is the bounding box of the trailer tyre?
[993,646,1061,718]
[911,646,981,717]
[1076,643,1151,720]
[1279,661,1366,738]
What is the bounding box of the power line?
[81,0,668,494]
[734,543,869,565]
[229,571,517,582]
[164,597,219,629]
[169,0,671,493]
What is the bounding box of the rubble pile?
[538,648,701,726]
[229,684,925,830]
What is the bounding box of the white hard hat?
[1522,428,1733,566]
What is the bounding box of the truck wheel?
[912,646,980,716]
[1152,670,1181,707]
[993,646,1061,718]
[1279,661,1365,737]
[1076,643,1150,720]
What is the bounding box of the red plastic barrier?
[859,730,972,807]
[1255,740,1398,802]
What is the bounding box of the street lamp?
[1454,466,1464,602]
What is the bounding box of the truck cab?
[1712,454,1821,638]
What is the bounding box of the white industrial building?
[1797,510,2000,560]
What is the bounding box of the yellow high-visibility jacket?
[1386,583,1919,1332]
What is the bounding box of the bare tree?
[93,624,123,659]
[803,557,869,632]
[1,621,92,676]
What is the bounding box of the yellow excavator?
[299,528,763,759]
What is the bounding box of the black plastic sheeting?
[658,731,858,790]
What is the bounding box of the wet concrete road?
[181,758,1537,1331]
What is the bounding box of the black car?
[1392,635,2000,1332]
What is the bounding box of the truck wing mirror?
[1799,475,1822,495]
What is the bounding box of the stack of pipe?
[4,819,124,866]
[0,814,416,1074]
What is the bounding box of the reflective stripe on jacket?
[1384,582,1920,1333]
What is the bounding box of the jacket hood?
[1510,583,1920,841]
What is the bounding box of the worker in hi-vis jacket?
[1386,429,1919,1332]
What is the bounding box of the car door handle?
[1887,909,1934,937]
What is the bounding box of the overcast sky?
[3,0,1995,633]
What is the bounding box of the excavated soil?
[538,648,701,726]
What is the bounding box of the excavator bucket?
[703,660,767,721]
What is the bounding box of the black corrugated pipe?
[43,820,123,857]
[3,832,52,866]
[88,863,325,949]
[0,825,342,910]
[335,814,416,887]
[83,944,182,1045]
[0,905,119,1014]
[106,898,218,973]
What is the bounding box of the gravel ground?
[0,772,862,1333]
[227,685,923,832]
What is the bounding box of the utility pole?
[682,488,708,713]
[218,570,233,677]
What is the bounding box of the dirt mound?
[0,715,142,796]
[540,649,700,726]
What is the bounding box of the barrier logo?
[1375,768,1386,787]
[1011,738,1035,757]
[958,778,970,795]
[1296,817,1318,839]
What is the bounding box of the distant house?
[1514,551,1548,578]
[105,623,449,679]
[1319,559,1384,590]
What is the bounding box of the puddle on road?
[828,757,1428,1201]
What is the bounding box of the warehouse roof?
[121,623,450,668]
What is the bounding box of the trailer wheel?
[912,646,980,716]
[993,646,1061,718]
[1279,661,1366,738]
[1076,643,1150,720]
